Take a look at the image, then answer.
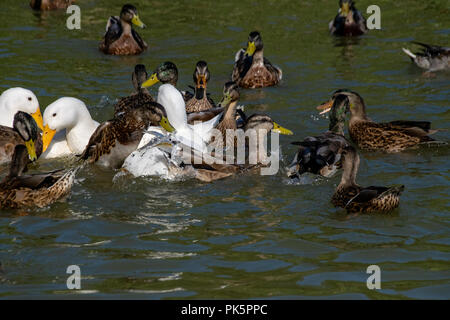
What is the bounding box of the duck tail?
[379,185,405,198]
[402,48,416,59]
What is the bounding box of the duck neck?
[339,154,359,188]
[66,111,98,154]
[120,19,132,34]
[223,101,238,126]
[253,49,264,66]
[329,119,345,136]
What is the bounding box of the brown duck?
[232,31,282,89]
[81,103,174,169]
[332,146,404,214]
[99,4,147,56]
[317,89,443,153]
[114,64,155,117]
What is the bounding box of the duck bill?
[217,94,231,108]
[131,15,146,28]
[245,41,256,56]
[341,3,350,16]
[159,116,175,133]
[25,139,37,162]
[141,73,159,88]
[196,74,207,89]
[42,124,56,152]
[31,108,44,131]
[317,100,333,115]
[272,122,293,135]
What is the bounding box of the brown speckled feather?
[185,95,216,113]
[349,120,434,153]
[99,33,147,56]
[114,92,155,117]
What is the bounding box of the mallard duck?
[329,0,367,36]
[114,64,155,117]
[232,31,282,89]
[317,89,443,153]
[99,4,147,56]
[184,61,216,113]
[30,0,75,10]
[141,61,222,152]
[287,94,351,179]
[0,88,44,131]
[81,102,174,169]
[332,146,404,214]
[0,120,79,209]
[0,112,43,165]
[402,42,450,72]
[41,97,99,159]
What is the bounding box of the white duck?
[41,97,99,159]
[0,87,44,130]
[141,62,221,152]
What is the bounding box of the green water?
[0,0,449,299]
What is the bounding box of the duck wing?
[187,107,224,124]
[412,42,450,58]
[131,28,147,50]
[8,170,65,190]
[232,49,253,82]
[103,16,122,49]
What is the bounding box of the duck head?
[218,81,240,108]
[317,89,367,124]
[132,64,149,92]
[141,62,179,88]
[193,61,211,99]
[244,114,293,136]
[13,111,39,162]
[245,31,264,57]
[120,4,146,28]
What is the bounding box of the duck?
[41,97,99,159]
[287,94,351,179]
[0,116,79,209]
[114,64,155,117]
[329,0,367,36]
[232,31,282,89]
[141,61,222,153]
[331,146,405,214]
[0,88,44,131]
[30,0,75,10]
[184,61,216,113]
[402,42,450,72]
[80,102,174,169]
[0,112,43,165]
[99,4,147,56]
[317,89,443,153]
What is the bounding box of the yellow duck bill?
[245,41,256,56]
[131,15,146,28]
[159,116,175,133]
[272,122,293,135]
[24,139,37,161]
[141,73,159,88]
[31,108,44,131]
[42,124,57,152]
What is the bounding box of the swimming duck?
[317,89,442,153]
[287,94,351,179]
[0,118,79,209]
[0,88,44,131]
[332,146,404,214]
[41,97,99,159]
[232,31,282,89]
[329,0,367,36]
[81,102,173,169]
[184,61,216,113]
[402,42,450,72]
[0,112,43,165]
[114,64,155,117]
[141,61,222,152]
[99,4,147,56]
[30,0,75,10]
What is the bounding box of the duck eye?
[28,97,32,101]
[53,113,57,117]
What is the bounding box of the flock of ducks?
[0,1,448,213]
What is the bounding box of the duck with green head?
[317,89,442,153]
[332,146,405,214]
[232,31,282,89]
[287,94,351,179]
[99,4,147,55]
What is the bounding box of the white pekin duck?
[41,97,99,159]
[0,87,44,131]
